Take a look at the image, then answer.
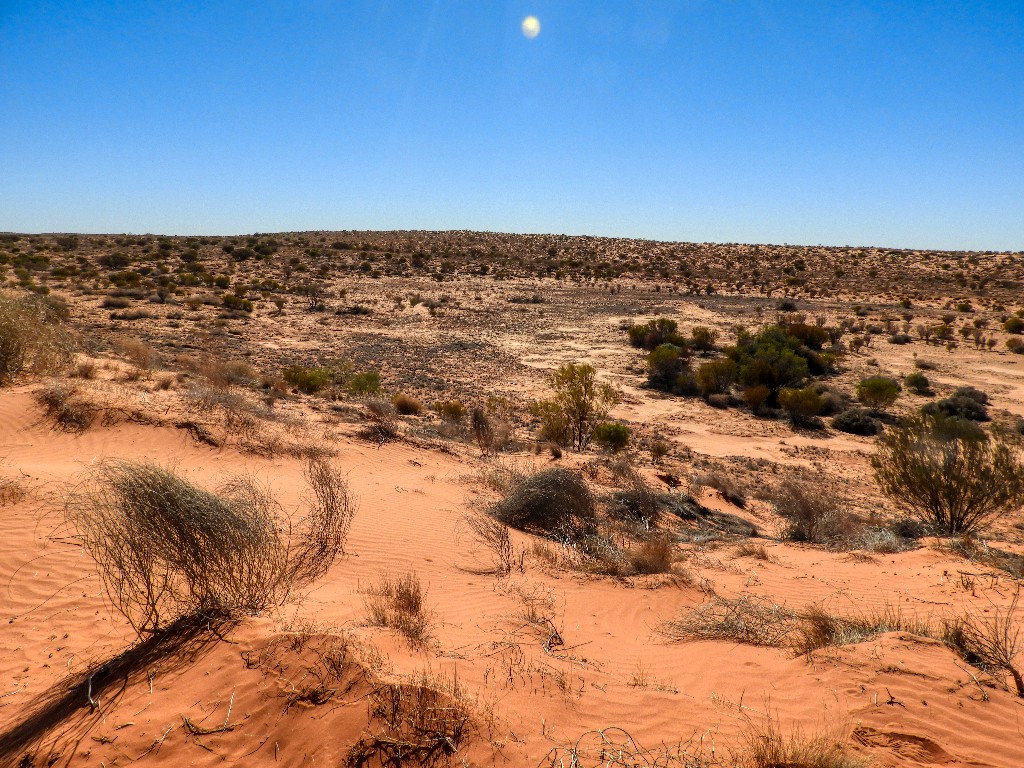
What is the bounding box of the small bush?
[855,375,900,410]
[489,468,595,540]
[0,291,74,384]
[942,590,1023,698]
[347,370,381,395]
[1004,316,1024,334]
[904,371,931,395]
[627,317,687,351]
[928,394,989,422]
[871,413,1024,535]
[113,337,158,372]
[953,385,989,405]
[534,363,618,451]
[696,357,738,396]
[68,458,356,635]
[778,386,825,427]
[771,478,859,545]
[1008,337,1024,354]
[738,716,868,768]
[742,385,771,413]
[593,422,630,453]
[831,408,880,436]
[283,365,333,394]
[627,534,675,575]
[392,393,422,415]
[433,399,465,422]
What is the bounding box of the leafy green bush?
[433,399,466,423]
[690,326,718,353]
[347,370,381,395]
[593,422,630,453]
[222,294,253,312]
[778,387,825,427]
[696,357,738,396]
[856,376,901,410]
[627,317,688,351]
[871,413,1024,535]
[283,365,333,394]
[926,395,989,422]
[725,326,816,403]
[532,363,618,451]
[1004,316,1024,334]
[646,344,692,393]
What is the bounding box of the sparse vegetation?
[871,413,1024,535]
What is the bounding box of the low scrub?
[67,457,356,636]
[0,291,74,384]
[34,381,97,432]
[489,467,596,541]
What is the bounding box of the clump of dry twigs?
[489,467,596,541]
[347,672,481,768]
[67,456,356,636]
[942,589,1024,698]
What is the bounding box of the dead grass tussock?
[538,726,713,767]
[0,291,74,384]
[737,714,868,768]
[33,381,98,432]
[363,571,434,647]
[347,670,486,768]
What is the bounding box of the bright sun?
[521,15,541,39]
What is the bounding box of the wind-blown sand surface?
[1,231,1024,766]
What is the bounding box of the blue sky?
[1,1,1021,249]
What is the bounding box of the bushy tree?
[696,357,738,396]
[778,387,825,427]
[871,414,1024,535]
[534,363,618,451]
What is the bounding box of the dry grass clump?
[793,605,933,657]
[737,716,868,768]
[664,596,933,657]
[347,672,480,768]
[392,392,423,415]
[0,291,74,384]
[112,337,158,373]
[33,382,97,432]
[363,571,434,646]
[662,595,799,647]
[489,467,596,541]
[539,726,712,767]
[770,478,861,547]
[607,461,660,524]
[626,534,676,575]
[734,543,772,561]
[67,457,356,636]
[942,590,1023,698]
[938,536,1024,578]
[692,470,747,508]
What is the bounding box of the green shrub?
[856,375,901,410]
[726,326,813,403]
[778,387,825,427]
[283,365,333,394]
[926,395,989,422]
[904,371,931,395]
[347,370,381,395]
[222,294,253,312]
[646,344,690,393]
[1007,337,1024,354]
[1004,316,1024,334]
[433,399,466,423]
[593,422,630,453]
[533,363,618,451]
[627,317,688,351]
[695,357,738,396]
[690,326,718,353]
[871,413,1024,535]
